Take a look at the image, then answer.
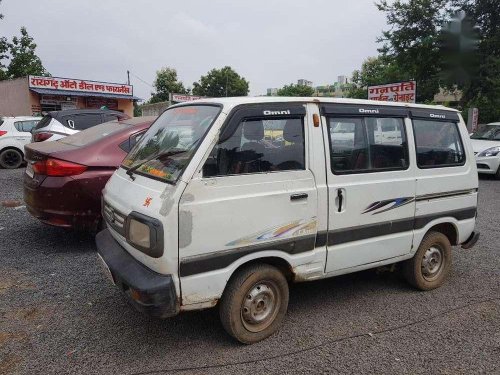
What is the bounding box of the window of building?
[413,120,465,168]
[203,117,305,177]
[327,117,408,174]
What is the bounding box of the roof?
[174,96,460,112]
[46,108,129,120]
[30,88,142,101]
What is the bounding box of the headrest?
[243,121,264,141]
[283,119,303,143]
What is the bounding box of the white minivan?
[96,98,480,344]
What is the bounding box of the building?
[337,75,348,85]
[0,75,141,117]
[267,88,278,96]
[297,79,313,87]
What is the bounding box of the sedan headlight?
[125,212,164,258]
[477,146,500,157]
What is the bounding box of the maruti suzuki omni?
[96,97,479,344]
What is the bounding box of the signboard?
[368,81,416,103]
[471,107,479,132]
[170,93,205,103]
[29,75,133,96]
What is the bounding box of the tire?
[219,264,289,344]
[402,231,452,291]
[0,148,23,169]
[495,166,500,180]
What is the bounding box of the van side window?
[327,117,408,173]
[203,117,305,177]
[413,120,465,168]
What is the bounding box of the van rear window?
[413,120,465,168]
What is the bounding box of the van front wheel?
[219,264,289,344]
[403,231,452,290]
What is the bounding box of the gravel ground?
[0,168,499,375]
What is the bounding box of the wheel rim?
[2,150,21,168]
[421,245,444,281]
[241,280,281,333]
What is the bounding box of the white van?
[96,97,480,344]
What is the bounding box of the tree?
[192,66,249,97]
[276,83,314,97]
[149,67,188,104]
[5,27,49,79]
[451,0,500,123]
[0,0,8,80]
[376,0,451,103]
[346,56,406,99]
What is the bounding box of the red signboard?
[29,75,133,96]
[368,81,416,103]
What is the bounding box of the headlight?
[125,212,164,258]
[477,146,500,157]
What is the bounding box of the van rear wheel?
[403,231,452,290]
[219,264,289,344]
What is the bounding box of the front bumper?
[475,156,500,175]
[96,229,179,318]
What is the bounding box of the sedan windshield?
[122,105,220,183]
[471,125,500,140]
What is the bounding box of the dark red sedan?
[24,117,155,231]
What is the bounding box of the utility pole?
[127,70,130,85]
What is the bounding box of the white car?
[471,122,500,179]
[0,116,41,169]
[31,109,128,143]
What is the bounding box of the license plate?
[97,254,115,285]
[26,164,34,178]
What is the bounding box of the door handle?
[337,189,344,212]
[290,193,308,201]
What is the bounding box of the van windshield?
[122,105,220,183]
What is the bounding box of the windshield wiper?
[126,149,186,181]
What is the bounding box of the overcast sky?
[1,0,388,100]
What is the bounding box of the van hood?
[471,139,500,154]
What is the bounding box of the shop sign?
[86,97,118,110]
[170,93,205,103]
[29,75,133,96]
[368,81,416,103]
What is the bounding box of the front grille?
[103,200,127,236]
[477,163,490,170]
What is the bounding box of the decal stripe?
[180,235,316,277]
[180,208,476,277]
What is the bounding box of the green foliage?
[276,83,314,97]
[133,101,142,117]
[347,56,407,99]
[192,66,249,97]
[452,0,500,123]
[376,0,451,103]
[6,27,49,79]
[149,67,188,104]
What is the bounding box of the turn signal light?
[32,158,87,176]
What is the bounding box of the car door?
[321,103,417,273]
[15,120,38,146]
[179,103,319,283]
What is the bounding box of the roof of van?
[179,96,460,112]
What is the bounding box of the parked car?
[24,116,155,231]
[471,122,500,179]
[31,109,129,143]
[96,98,479,344]
[0,116,41,169]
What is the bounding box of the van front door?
[321,104,416,273]
[178,104,320,305]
